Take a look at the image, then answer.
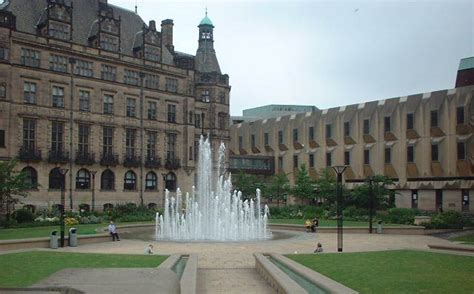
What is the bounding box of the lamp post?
[90,170,97,212]
[332,165,347,252]
[161,173,167,209]
[59,168,69,247]
[367,176,375,234]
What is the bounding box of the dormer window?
[100,34,119,52]
[48,22,70,40]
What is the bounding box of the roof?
[199,15,213,26]
[459,57,474,71]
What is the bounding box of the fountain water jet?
[156,136,271,241]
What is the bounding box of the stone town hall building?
[0,0,230,211]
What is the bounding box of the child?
[314,242,323,253]
[145,244,154,254]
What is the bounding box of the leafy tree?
[292,165,314,202]
[0,160,31,225]
[267,172,291,207]
[232,170,266,200]
[314,168,337,204]
[350,175,396,210]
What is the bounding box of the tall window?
[407,146,414,163]
[384,147,391,164]
[407,113,414,130]
[23,82,37,104]
[457,142,466,160]
[167,133,177,160]
[147,131,157,158]
[100,34,118,52]
[238,136,243,149]
[51,121,64,152]
[384,116,391,132]
[0,130,4,148]
[325,124,332,138]
[278,130,283,144]
[101,64,116,81]
[167,104,176,123]
[165,172,177,191]
[49,167,64,189]
[218,113,227,130]
[363,119,370,134]
[0,47,9,60]
[22,167,37,188]
[102,127,113,155]
[411,190,418,209]
[344,151,350,165]
[145,172,157,190]
[309,154,315,168]
[364,149,370,165]
[456,107,465,124]
[79,90,90,112]
[278,156,283,170]
[21,48,40,67]
[22,119,36,150]
[431,144,439,161]
[148,101,157,120]
[326,152,332,167]
[124,171,137,190]
[52,86,64,108]
[165,78,178,92]
[103,94,114,114]
[101,169,115,190]
[78,124,90,155]
[344,122,350,137]
[124,69,139,86]
[201,90,210,102]
[293,155,298,168]
[125,129,136,157]
[194,113,201,128]
[74,59,93,77]
[293,129,298,142]
[145,74,160,89]
[309,126,314,141]
[430,110,438,127]
[219,92,225,104]
[49,54,68,72]
[251,134,256,148]
[76,169,91,189]
[264,133,269,146]
[126,98,136,117]
[0,84,5,99]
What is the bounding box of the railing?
[123,154,141,168]
[165,158,181,170]
[75,151,95,165]
[18,146,42,162]
[145,155,161,169]
[100,152,119,166]
[48,150,70,163]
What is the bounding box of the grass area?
[0,221,154,240]
[0,251,168,287]
[287,250,474,294]
[450,233,474,245]
[268,218,403,227]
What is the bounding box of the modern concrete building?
[0,0,230,211]
[230,61,473,212]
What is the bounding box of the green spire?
[199,9,213,26]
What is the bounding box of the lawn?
[0,251,168,287]
[450,233,474,245]
[268,218,402,227]
[0,221,154,240]
[287,250,474,294]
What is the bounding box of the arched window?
[22,167,37,189]
[23,204,36,213]
[124,170,137,190]
[79,203,90,213]
[165,172,176,191]
[76,169,91,189]
[101,169,115,191]
[103,203,114,211]
[145,172,157,191]
[49,167,64,189]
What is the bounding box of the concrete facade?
[230,86,473,212]
[0,0,230,211]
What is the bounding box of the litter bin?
[50,230,58,249]
[68,228,78,247]
[377,221,384,234]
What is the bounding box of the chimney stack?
[149,20,156,31]
[161,19,174,49]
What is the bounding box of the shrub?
[79,215,102,224]
[65,217,78,226]
[382,208,419,224]
[425,211,473,229]
[344,206,370,221]
[13,208,35,223]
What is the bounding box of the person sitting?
[311,217,319,233]
[145,244,154,254]
[314,242,323,253]
[304,219,312,232]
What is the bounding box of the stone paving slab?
[196,268,275,294]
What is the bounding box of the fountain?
[156,136,271,241]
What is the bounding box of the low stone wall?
[254,252,306,294]
[269,224,427,235]
[0,233,111,251]
[159,254,198,294]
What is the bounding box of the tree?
[232,170,266,200]
[267,172,291,207]
[0,160,31,225]
[314,168,337,205]
[292,165,314,202]
[350,175,396,210]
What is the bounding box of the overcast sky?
[112,0,473,115]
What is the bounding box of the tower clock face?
[202,32,212,39]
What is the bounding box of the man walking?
[108,221,120,241]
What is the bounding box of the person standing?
[108,221,120,241]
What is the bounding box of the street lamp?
[90,170,97,212]
[161,173,167,209]
[59,168,69,247]
[332,165,347,252]
[367,176,375,234]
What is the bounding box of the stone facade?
[0,0,230,211]
[230,86,473,212]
